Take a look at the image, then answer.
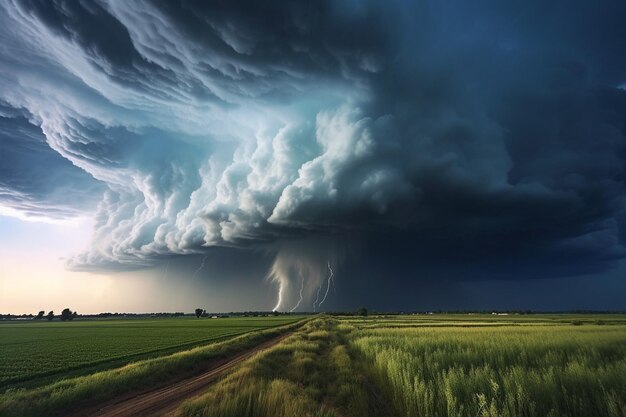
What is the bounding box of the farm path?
[73,332,291,417]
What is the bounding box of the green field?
[0,316,303,387]
[172,314,626,417]
[2,314,626,417]
[352,319,626,417]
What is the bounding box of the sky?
[1,0,626,313]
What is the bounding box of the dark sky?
[1,0,626,312]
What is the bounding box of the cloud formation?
[1,0,626,309]
[0,103,104,218]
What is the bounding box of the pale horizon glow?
[0,214,112,314]
[0,215,277,314]
[1,215,154,314]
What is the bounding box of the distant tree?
[195,308,204,318]
[60,308,74,321]
[72,311,78,320]
[47,311,54,321]
[273,311,280,316]
[35,311,45,320]
[358,307,368,317]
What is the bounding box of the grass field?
[2,314,625,417]
[172,314,626,417]
[0,316,303,387]
[351,319,626,417]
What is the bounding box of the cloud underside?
[0,106,104,219]
[1,0,626,305]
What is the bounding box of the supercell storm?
[2,1,626,310]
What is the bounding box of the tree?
[195,308,204,318]
[358,307,368,317]
[60,308,74,321]
[35,311,45,320]
[47,311,54,321]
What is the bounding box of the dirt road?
[77,333,290,417]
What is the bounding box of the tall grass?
[352,324,626,417]
[172,318,379,417]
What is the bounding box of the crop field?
[0,316,303,387]
[2,314,625,417]
[171,314,626,417]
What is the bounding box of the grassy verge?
[170,317,394,417]
[0,318,307,417]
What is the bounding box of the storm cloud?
[1,0,626,310]
[0,103,104,218]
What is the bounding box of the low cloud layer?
[1,1,626,310]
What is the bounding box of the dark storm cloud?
[0,104,104,218]
[10,0,391,105]
[1,0,626,309]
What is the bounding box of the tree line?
[31,308,78,321]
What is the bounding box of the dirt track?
[76,333,290,417]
